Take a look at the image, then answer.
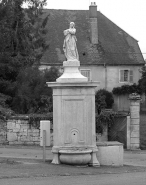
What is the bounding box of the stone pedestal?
[47,59,100,166]
[129,93,141,150]
[56,60,87,82]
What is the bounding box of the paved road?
[0,147,53,160]
[1,172,146,185]
[1,146,146,167]
[124,150,146,167]
[0,147,146,185]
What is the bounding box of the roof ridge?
[43,8,88,11]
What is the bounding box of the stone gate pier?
[128,93,141,150]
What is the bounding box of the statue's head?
[70,22,75,28]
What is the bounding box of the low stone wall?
[7,117,40,145]
[96,141,123,166]
[0,116,53,146]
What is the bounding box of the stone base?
[88,148,100,167]
[51,147,60,164]
[56,60,88,82]
[96,142,123,166]
[129,144,140,150]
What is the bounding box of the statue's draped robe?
[63,28,79,61]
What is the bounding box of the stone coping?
[128,94,141,101]
[7,115,29,120]
[47,81,100,87]
[96,141,123,146]
[6,114,53,120]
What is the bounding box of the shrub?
[112,84,142,95]
[11,67,60,114]
[95,89,115,134]
[96,110,116,134]
[95,89,114,114]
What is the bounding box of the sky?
[45,0,146,60]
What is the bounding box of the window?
[119,69,133,83]
[80,69,91,81]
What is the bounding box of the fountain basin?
[59,149,92,165]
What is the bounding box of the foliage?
[28,112,53,129]
[95,89,114,114]
[112,83,143,95]
[138,66,146,94]
[95,89,115,134]
[0,93,14,119]
[96,110,116,134]
[6,112,53,129]
[11,67,60,114]
[0,0,48,64]
[0,0,49,115]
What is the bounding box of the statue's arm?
[64,29,69,36]
[68,28,76,35]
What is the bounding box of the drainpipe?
[104,63,107,90]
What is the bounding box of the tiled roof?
[41,9,145,65]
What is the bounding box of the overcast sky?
[46,0,146,60]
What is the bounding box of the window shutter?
[129,70,133,83]
[120,70,124,82]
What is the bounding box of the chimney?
[89,2,98,44]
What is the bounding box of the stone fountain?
[47,22,100,166]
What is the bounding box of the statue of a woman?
[63,22,79,61]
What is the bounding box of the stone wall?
[0,116,53,146]
[7,118,40,145]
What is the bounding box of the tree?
[95,89,114,114]
[0,0,49,116]
[0,0,48,65]
[12,67,60,114]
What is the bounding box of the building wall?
[40,64,142,92]
[80,65,142,111]
[80,65,142,92]
[40,64,142,111]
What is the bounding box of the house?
[40,2,145,111]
